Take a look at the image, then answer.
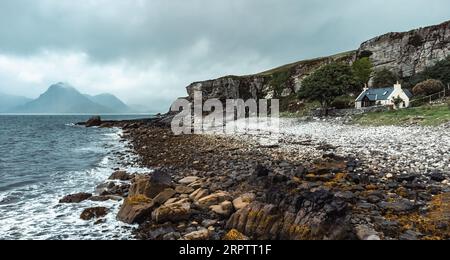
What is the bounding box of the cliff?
[358,20,450,79]
[185,20,450,108]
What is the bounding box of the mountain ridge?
[7,83,130,114]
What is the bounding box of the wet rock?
[109,171,133,181]
[232,193,256,210]
[152,203,191,224]
[201,219,218,227]
[85,116,102,127]
[59,193,92,203]
[179,176,200,185]
[153,188,177,205]
[183,229,210,240]
[89,195,122,202]
[117,195,155,224]
[196,191,232,208]
[100,183,130,197]
[80,207,109,220]
[129,171,172,199]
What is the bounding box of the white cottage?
[355,83,413,109]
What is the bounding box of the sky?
[0,0,449,112]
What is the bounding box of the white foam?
[0,126,145,240]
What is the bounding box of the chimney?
[394,81,402,90]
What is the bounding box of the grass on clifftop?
[354,103,450,126]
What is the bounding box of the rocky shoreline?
[62,116,450,240]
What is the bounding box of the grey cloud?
[0,0,449,111]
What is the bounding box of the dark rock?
[109,171,133,181]
[396,174,417,183]
[430,171,445,182]
[294,166,308,178]
[80,207,109,220]
[59,193,92,203]
[100,183,130,197]
[89,195,122,202]
[375,220,400,238]
[378,199,415,213]
[254,165,270,177]
[85,116,102,127]
[399,230,422,240]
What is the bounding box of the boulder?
[210,201,233,217]
[183,229,210,240]
[89,195,122,202]
[100,183,130,197]
[109,171,133,181]
[85,116,102,127]
[59,193,92,203]
[232,193,256,210]
[80,207,109,221]
[117,195,155,224]
[223,229,250,240]
[178,176,200,185]
[189,188,209,201]
[129,171,172,199]
[152,203,191,223]
[196,191,231,208]
[175,185,195,194]
[378,199,416,213]
[153,188,177,205]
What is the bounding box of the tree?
[372,68,398,87]
[412,79,445,96]
[298,62,355,114]
[352,57,373,90]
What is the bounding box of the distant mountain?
[0,92,32,112]
[85,93,130,112]
[11,83,129,114]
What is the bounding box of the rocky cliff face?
[185,20,450,106]
[358,20,450,79]
[186,51,356,101]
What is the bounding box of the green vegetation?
[352,57,373,90]
[412,79,445,96]
[353,104,450,126]
[331,95,355,109]
[372,68,399,87]
[298,62,355,114]
[280,100,321,117]
[269,70,291,97]
[406,56,450,88]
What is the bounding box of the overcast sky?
[0,0,449,111]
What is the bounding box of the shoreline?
[66,116,450,240]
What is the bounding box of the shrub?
[412,79,444,96]
[331,95,355,109]
[372,68,399,87]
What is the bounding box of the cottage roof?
[356,87,395,102]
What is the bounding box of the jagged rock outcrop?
[358,20,450,79]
